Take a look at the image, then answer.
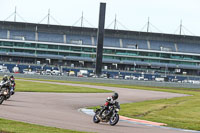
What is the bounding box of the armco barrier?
[0,73,200,89]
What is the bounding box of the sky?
[0,0,200,36]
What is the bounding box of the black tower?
[95,3,106,76]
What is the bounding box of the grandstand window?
[160,60,169,63]
[138,52,148,56]
[24,50,35,54]
[126,51,137,56]
[125,57,135,61]
[116,50,126,53]
[120,57,130,61]
[24,43,35,48]
[116,50,126,55]
[171,55,182,59]
[71,47,82,51]
[14,42,24,47]
[0,48,11,52]
[70,53,81,57]
[48,45,58,50]
[47,51,58,55]
[181,62,196,65]
[14,49,24,53]
[148,59,160,63]
[2,42,13,47]
[59,52,69,56]
[182,55,194,60]
[193,56,200,60]
[37,44,48,49]
[59,46,70,50]
[103,56,113,59]
[82,47,94,52]
[170,61,180,65]
[160,53,170,58]
[104,49,115,54]
[37,51,47,54]
[81,54,91,57]
[149,53,159,57]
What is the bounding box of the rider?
[100,92,119,118]
[1,75,11,90]
[9,75,15,95]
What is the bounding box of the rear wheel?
[109,114,119,126]
[0,95,5,105]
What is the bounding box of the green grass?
[14,77,200,130]
[17,77,200,93]
[119,95,200,130]
[15,80,112,93]
[0,118,88,133]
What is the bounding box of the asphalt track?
[0,80,193,133]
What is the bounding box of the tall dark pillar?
[95,3,106,76]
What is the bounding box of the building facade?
[0,21,200,75]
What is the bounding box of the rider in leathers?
[100,92,119,119]
[1,75,11,91]
[9,75,15,95]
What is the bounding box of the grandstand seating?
[103,37,120,47]
[177,43,200,54]
[150,40,175,52]
[66,34,92,45]
[38,32,63,43]
[122,39,148,49]
[10,30,35,41]
[0,29,7,39]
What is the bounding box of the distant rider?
[9,75,15,95]
[1,75,11,90]
[99,92,119,118]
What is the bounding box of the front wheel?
[5,92,11,100]
[0,95,5,105]
[93,114,100,123]
[109,114,119,126]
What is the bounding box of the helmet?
[106,97,112,102]
[112,92,118,100]
[10,75,14,78]
[3,75,8,81]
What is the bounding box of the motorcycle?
[0,82,11,105]
[93,101,120,126]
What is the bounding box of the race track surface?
[0,80,192,133]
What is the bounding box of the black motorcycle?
[93,101,120,126]
[0,82,11,105]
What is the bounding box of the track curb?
[79,108,166,126]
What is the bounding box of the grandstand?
[0,21,200,75]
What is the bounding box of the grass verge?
[15,80,112,93]
[0,118,88,133]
